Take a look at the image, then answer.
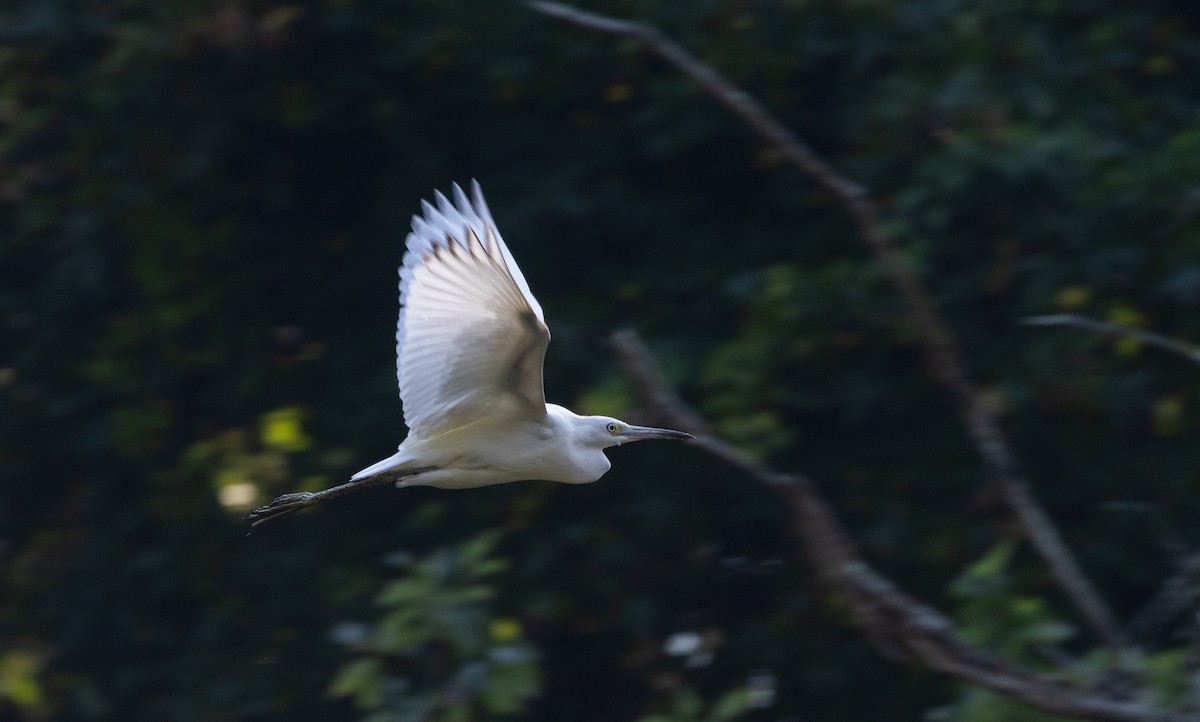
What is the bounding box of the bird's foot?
[245,467,436,534]
[246,492,318,532]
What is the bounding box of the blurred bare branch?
[611,330,1192,722]
[532,0,1129,659]
[1025,314,1200,366]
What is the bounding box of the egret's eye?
[606,422,619,434]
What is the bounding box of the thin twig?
[1025,314,1200,366]
[610,330,1192,722]
[531,0,1130,658]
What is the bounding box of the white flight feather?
[396,180,550,437]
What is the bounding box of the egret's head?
[585,416,694,450]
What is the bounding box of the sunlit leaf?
[490,618,522,643]
[260,407,312,453]
[0,650,45,709]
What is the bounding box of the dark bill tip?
[624,425,695,442]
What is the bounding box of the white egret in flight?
[249,181,692,528]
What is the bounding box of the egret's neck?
[545,404,611,483]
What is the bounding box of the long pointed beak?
[622,425,695,442]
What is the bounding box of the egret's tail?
[350,450,415,481]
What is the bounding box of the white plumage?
[395,182,548,437]
[249,181,691,528]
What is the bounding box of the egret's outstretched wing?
[397,181,549,436]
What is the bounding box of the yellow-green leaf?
[260,407,311,452]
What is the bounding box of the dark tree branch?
[611,331,1191,722]
[531,0,1129,657]
[1025,314,1200,366]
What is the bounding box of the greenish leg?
[246,467,435,532]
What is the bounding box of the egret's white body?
[350,404,613,489]
[249,181,690,527]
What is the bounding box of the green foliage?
[938,687,1073,722]
[636,686,753,722]
[943,543,1198,721]
[0,649,46,712]
[329,531,540,722]
[3,0,1200,720]
[939,542,1077,721]
[949,541,1075,661]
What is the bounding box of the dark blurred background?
[4,1,1200,720]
